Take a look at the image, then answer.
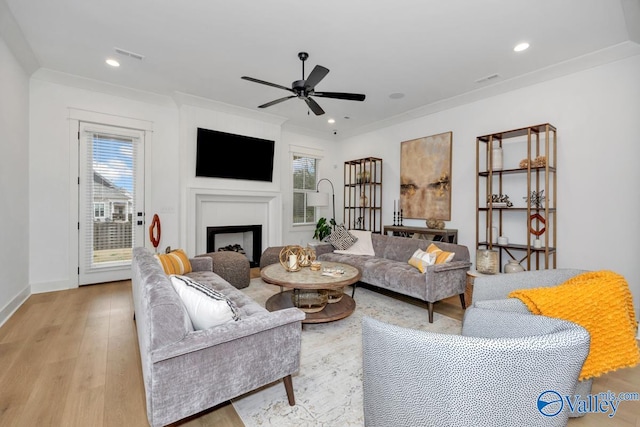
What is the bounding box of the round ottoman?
[259,246,286,269]
[202,251,250,289]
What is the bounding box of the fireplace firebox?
[206,225,262,267]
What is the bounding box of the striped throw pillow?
[408,248,437,273]
[426,243,455,264]
[170,275,240,330]
[155,249,192,275]
[326,225,358,250]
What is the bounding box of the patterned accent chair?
[471,268,594,401]
[362,309,590,427]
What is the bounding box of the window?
[292,155,318,225]
[94,202,105,219]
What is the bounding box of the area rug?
[231,278,462,427]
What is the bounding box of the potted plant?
[313,217,335,241]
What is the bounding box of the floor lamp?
[307,178,335,228]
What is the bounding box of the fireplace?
[207,225,262,267]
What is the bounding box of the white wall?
[29,74,179,291]
[14,39,640,325]
[341,54,640,315]
[281,129,342,246]
[0,37,30,325]
[26,76,337,292]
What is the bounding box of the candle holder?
[279,245,303,272]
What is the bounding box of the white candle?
[289,254,297,269]
[394,200,396,212]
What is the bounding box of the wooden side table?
[465,270,483,306]
[465,270,503,306]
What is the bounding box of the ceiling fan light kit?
[241,52,365,116]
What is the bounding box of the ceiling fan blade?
[313,91,366,101]
[241,76,294,93]
[304,97,325,115]
[258,95,296,109]
[304,65,329,90]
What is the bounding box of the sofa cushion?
[170,275,240,330]
[408,248,437,273]
[155,249,193,275]
[427,243,455,264]
[326,225,358,250]
[334,229,375,256]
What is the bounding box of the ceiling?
[3,0,639,137]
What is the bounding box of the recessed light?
[514,42,530,52]
[389,92,405,99]
[106,58,120,67]
[327,118,335,124]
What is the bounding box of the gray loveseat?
[316,233,472,322]
[131,247,305,427]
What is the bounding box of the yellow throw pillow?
[155,249,192,275]
[408,248,436,273]
[427,243,455,264]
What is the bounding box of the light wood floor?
[0,271,637,426]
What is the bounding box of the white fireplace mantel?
[187,188,282,256]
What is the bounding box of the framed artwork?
[400,131,452,220]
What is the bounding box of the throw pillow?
[408,248,437,273]
[155,249,192,275]
[170,275,240,330]
[426,243,455,264]
[326,225,358,250]
[334,229,375,256]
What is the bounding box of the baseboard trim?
[0,285,31,328]
[31,279,76,294]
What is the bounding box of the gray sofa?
[131,247,305,427]
[316,233,472,322]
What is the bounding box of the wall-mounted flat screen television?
[196,127,275,182]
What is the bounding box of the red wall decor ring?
[149,214,161,248]
[529,213,546,237]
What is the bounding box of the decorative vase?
[491,147,503,171]
[504,260,525,274]
[360,193,369,207]
[476,249,498,274]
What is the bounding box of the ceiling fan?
[241,52,366,116]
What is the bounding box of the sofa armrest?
[312,242,334,257]
[190,256,213,272]
[430,260,472,273]
[151,307,305,362]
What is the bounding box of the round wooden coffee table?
[261,261,361,324]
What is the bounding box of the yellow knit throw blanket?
[509,270,639,380]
